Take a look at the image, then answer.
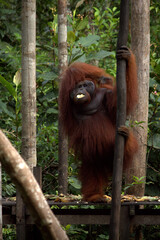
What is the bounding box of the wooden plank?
[3,215,16,225]
[24,166,43,239]
[3,202,160,227]
[3,212,160,226]
[120,206,130,240]
[57,215,110,225]
[131,215,160,225]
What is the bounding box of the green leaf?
[0,75,16,99]
[76,18,88,31]
[113,7,117,12]
[71,54,87,63]
[39,72,57,81]
[78,35,100,47]
[154,63,160,75]
[87,50,114,61]
[148,133,160,149]
[71,53,84,62]
[67,31,76,44]
[46,108,58,114]
[0,100,14,117]
[69,48,85,63]
[69,177,81,189]
[65,225,71,231]
[150,92,156,101]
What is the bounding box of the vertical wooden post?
[16,192,26,240]
[26,167,43,240]
[109,0,129,239]
[120,206,130,240]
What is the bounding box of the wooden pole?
[109,0,129,239]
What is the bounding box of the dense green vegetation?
[0,0,160,238]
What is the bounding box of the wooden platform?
[2,199,160,225]
[2,199,160,239]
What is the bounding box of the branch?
[0,130,68,240]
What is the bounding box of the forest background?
[0,0,160,239]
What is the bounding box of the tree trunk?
[58,0,68,194]
[18,1,37,238]
[0,130,69,240]
[125,0,150,196]
[21,0,37,168]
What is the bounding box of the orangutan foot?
[83,194,111,203]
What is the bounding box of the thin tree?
[0,130,69,240]
[58,0,68,195]
[17,1,37,238]
[21,0,37,169]
[125,0,150,196]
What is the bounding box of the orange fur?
[59,50,138,201]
